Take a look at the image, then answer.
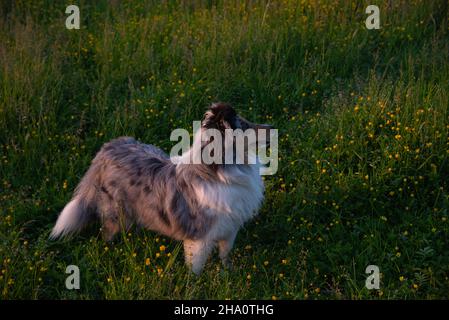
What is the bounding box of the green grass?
[1,0,448,299]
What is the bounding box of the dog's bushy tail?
[50,163,99,239]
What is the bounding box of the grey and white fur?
[50,102,272,274]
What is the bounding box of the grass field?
[0,0,448,299]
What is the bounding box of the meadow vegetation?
[0,0,448,299]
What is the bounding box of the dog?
[50,102,273,274]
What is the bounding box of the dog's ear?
[202,102,237,131]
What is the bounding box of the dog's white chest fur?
[193,164,264,239]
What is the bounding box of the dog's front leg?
[218,230,238,269]
[183,239,214,275]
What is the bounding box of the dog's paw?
[221,259,234,271]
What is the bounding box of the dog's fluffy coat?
[51,103,267,274]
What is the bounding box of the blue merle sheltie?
[50,102,273,274]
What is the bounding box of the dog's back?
[50,136,213,241]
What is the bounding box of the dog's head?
[202,102,273,138]
[200,102,273,165]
